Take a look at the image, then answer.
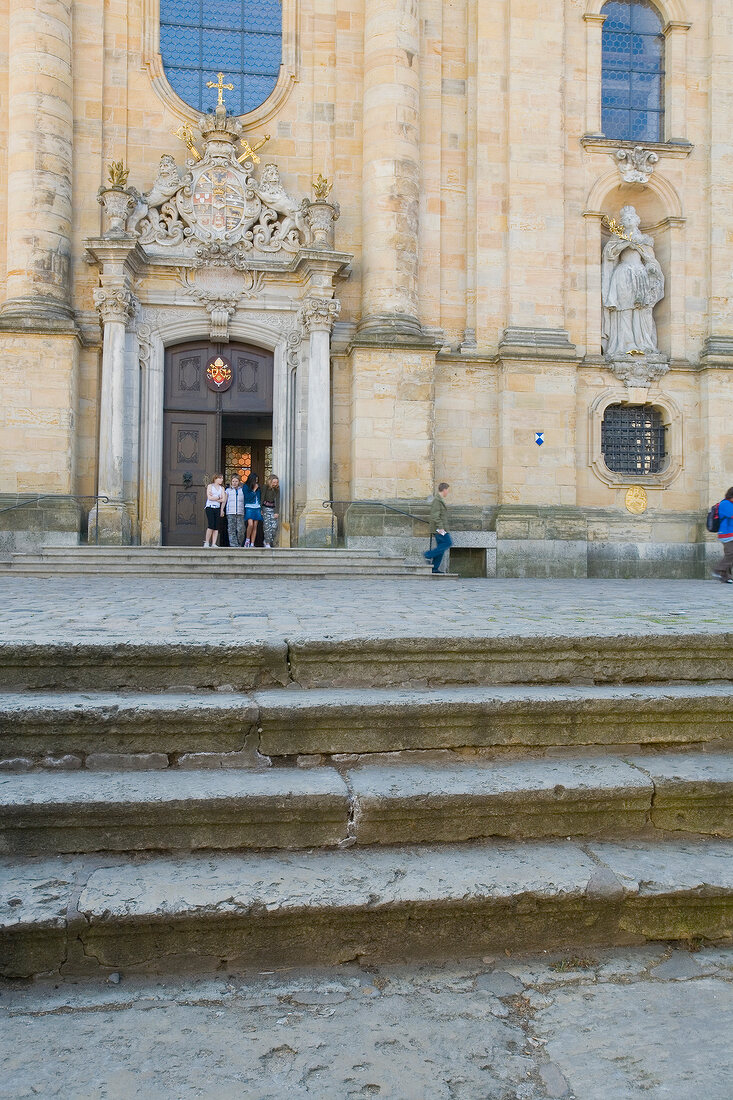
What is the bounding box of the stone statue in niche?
[601,206,665,359]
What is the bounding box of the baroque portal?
[87,102,349,546]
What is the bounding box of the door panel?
[162,413,218,545]
[162,341,274,545]
[164,345,219,412]
[227,347,273,413]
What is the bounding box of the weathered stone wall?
[0,0,730,569]
[0,334,78,494]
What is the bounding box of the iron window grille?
[601,404,666,475]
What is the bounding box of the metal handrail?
[0,494,110,515]
[0,494,111,546]
[322,499,430,524]
[322,498,430,546]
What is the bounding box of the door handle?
[182,471,193,488]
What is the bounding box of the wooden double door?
[162,341,274,546]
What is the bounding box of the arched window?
[159,0,282,116]
[601,404,666,475]
[601,1,664,142]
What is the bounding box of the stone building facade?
[0,0,731,575]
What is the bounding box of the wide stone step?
[5,548,440,579]
[14,547,408,560]
[0,768,349,855]
[1,755,731,856]
[2,685,732,762]
[4,566,435,579]
[0,633,731,691]
[3,837,732,977]
[255,683,733,757]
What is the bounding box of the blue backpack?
[706,503,721,533]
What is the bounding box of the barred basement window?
[601,404,666,475]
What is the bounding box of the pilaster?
[357,0,424,341]
[583,13,606,137]
[505,0,566,330]
[497,330,579,509]
[663,22,691,144]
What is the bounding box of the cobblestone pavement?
[0,576,729,644]
[1,945,731,1099]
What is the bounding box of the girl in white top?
[204,473,225,547]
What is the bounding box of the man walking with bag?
[712,486,733,584]
[424,482,452,574]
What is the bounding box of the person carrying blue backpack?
[711,486,733,584]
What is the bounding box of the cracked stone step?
[285,634,733,688]
[0,643,291,692]
[2,837,732,978]
[0,768,350,855]
[2,685,732,761]
[254,684,733,756]
[632,753,733,836]
[2,754,732,856]
[2,634,732,691]
[0,692,260,758]
[352,755,733,844]
[349,758,654,844]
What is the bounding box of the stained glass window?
[160,0,282,115]
[601,1,664,142]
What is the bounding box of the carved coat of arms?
[126,107,311,260]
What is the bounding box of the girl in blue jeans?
[243,472,262,548]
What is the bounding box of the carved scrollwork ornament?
[298,297,341,332]
[615,146,659,184]
[136,322,152,368]
[93,286,138,326]
[124,117,317,258]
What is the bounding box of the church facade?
[0,0,731,575]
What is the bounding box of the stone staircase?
[0,546,440,578]
[1,630,732,978]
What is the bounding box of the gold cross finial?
[206,72,234,108]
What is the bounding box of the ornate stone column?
[1,0,74,326]
[357,0,423,340]
[88,282,137,544]
[298,296,340,544]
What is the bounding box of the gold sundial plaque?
[625,486,648,514]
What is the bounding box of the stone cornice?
[581,136,693,158]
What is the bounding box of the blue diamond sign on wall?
[535,431,544,446]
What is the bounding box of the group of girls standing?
[204,472,281,548]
